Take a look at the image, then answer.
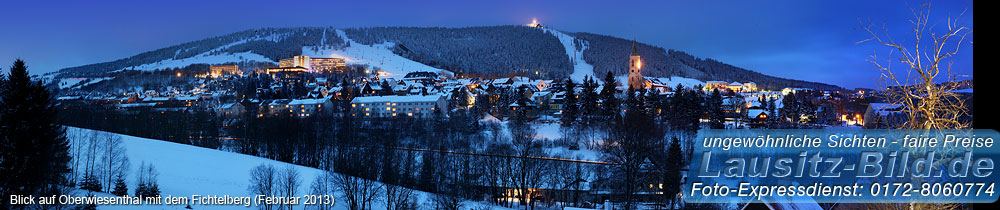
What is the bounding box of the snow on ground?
[300,30,453,79]
[503,122,601,161]
[542,27,705,89]
[59,77,114,89]
[544,28,595,83]
[65,127,512,210]
[613,74,705,90]
[660,76,705,89]
[123,39,273,72]
[533,122,602,161]
[59,78,87,89]
[124,52,272,72]
[79,77,112,88]
[532,122,561,140]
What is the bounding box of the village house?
[863,103,906,128]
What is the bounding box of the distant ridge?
[56,25,841,90]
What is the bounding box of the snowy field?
[65,127,513,210]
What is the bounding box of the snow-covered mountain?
[55,26,840,90]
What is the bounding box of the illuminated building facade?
[627,40,644,90]
[279,56,346,73]
[209,65,241,77]
[350,95,447,118]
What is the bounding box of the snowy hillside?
[542,28,705,88]
[543,28,595,82]
[65,127,511,210]
[54,26,840,90]
[300,30,453,79]
[120,39,273,72]
[58,77,113,90]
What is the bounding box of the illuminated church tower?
[627,40,644,90]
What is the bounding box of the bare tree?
[277,166,301,210]
[860,1,972,129]
[66,128,87,187]
[383,179,415,210]
[508,121,549,210]
[134,162,160,197]
[101,133,129,193]
[307,172,334,210]
[333,147,383,210]
[249,164,278,210]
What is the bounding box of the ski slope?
[543,28,595,83]
[65,127,510,210]
[122,39,273,72]
[59,77,114,89]
[300,30,453,79]
[543,28,705,89]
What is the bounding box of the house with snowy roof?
[863,103,906,128]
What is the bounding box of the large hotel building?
[277,56,346,73]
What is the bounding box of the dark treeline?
[572,32,841,90]
[344,26,572,78]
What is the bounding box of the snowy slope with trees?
[300,30,453,79]
[543,28,595,82]
[55,26,840,90]
[64,127,512,210]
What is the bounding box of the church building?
[627,40,645,90]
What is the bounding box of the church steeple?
[627,38,644,90]
[630,39,640,56]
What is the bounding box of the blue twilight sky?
[0,0,973,89]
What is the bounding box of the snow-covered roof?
[175,96,199,101]
[289,98,331,105]
[491,78,511,84]
[113,103,157,108]
[869,103,905,116]
[747,109,767,118]
[531,91,551,98]
[143,97,171,102]
[269,99,292,106]
[218,103,238,109]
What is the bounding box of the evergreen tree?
[112,175,128,196]
[380,80,394,96]
[578,76,599,125]
[708,89,724,129]
[767,98,778,128]
[642,88,660,117]
[0,59,72,208]
[599,71,620,118]
[662,137,683,210]
[560,78,578,127]
[668,84,705,132]
[781,92,799,127]
[80,175,102,192]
